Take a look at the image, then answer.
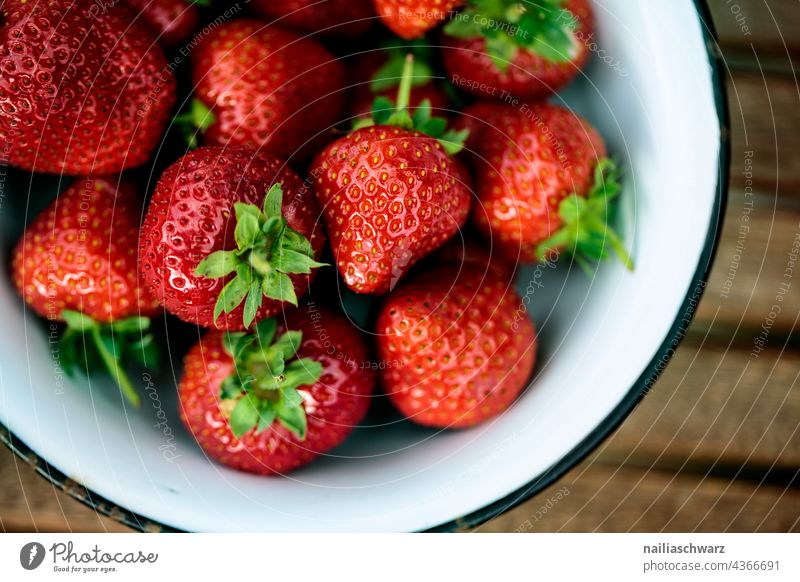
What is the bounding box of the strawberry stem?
[369,38,435,93]
[394,54,414,113]
[360,54,469,155]
[90,327,141,407]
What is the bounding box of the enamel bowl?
[0,0,727,532]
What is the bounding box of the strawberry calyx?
[58,310,159,407]
[219,318,322,439]
[536,159,634,273]
[195,184,326,329]
[356,54,468,155]
[444,0,579,71]
[173,98,216,149]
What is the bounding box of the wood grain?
[479,464,800,532]
[597,339,800,470]
[0,447,130,533]
[728,73,800,193]
[696,192,799,335]
[709,0,800,57]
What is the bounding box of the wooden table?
[1,0,798,533]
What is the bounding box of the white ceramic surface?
[0,0,724,531]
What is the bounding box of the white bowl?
[0,0,727,532]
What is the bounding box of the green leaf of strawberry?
[174,98,216,149]
[219,318,323,440]
[194,250,238,279]
[230,394,260,438]
[195,183,327,329]
[58,310,160,407]
[536,158,634,273]
[358,54,469,155]
[444,0,578,71]
[275,401,308,440]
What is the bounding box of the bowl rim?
[0,0,730,534]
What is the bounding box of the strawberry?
[0,0,175,175]
[434,230,516,280]
[179,307,375,474]
[461,102,632,270]
[310,55,471,295]
[376,265,536,428]
[11,177,161,406]
[124,0,201,47]
[348,40,449,122]
[450,99,508,156]
[187,20,345,161]
[139,146,326,331]
[373,0,464,39]
[442,0,593,99]
[249,0,375,37]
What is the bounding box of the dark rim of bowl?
[0,0,730,534]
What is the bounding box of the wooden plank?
[480,464,800,532]
[598,340,800,470]
[709,0,800,57]
[0,447,131,533]
[727,73,800,193]
[695,193,799,335]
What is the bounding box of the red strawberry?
[0,0,175,175]
[373,0,464,39]
[435,231,516,280]
[376,265,536,428]
[139,146,326,330]
[250,0,375,37]
[461,102,632,269]
[450,100,508,156]
[179,307,375,475]
[310,55,471,295]
[12,177,161,406]
[347,43,449,122]
[124,0,200,47]
[189,20,345,161]
[442,0,593,99]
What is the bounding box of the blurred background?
[1,0,798,533]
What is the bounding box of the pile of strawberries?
[2,0,630,475]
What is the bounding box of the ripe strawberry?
[310,55,471,295]
[0,0,175,175]
[434,230,516,280]
[348,41,449,122]
[139,146,326,330]
[179,307,375,474]
[461,102,632,269]
[442,0,593,99]
[249,0,375,37]
[373,0,464,39]
[450,100,509,156]
[376,265,536,428]
[188,20,345,161]
[12,177,161,406]
[124,0,200,47]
